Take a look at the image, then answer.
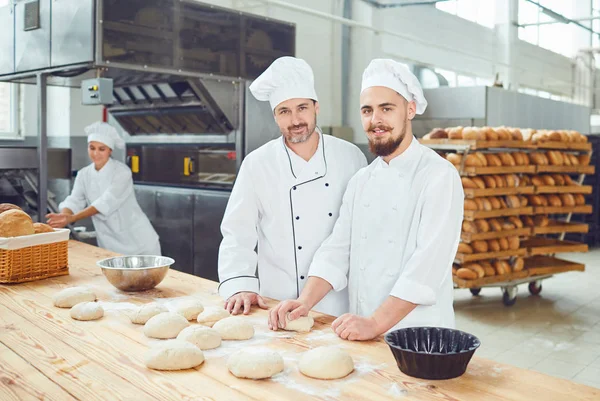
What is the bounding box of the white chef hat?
[85,122,125,150]
[249,56,318,111]
[361,59,428,115]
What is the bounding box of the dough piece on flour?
[172,299,204,321]
[143,312,190,339]
[53,287,97,308]
[196,307,230,327]
[227,349,284,379]
[145,340,205,371]
[284,314,314,332]
[299,346,354,380]
[177,325,221,350]
[70,302,104,321]
[129,303,168,325]
[212,316,254,340]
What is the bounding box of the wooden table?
[0,241,598,401]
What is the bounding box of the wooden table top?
[0,241,598,401]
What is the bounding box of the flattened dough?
[299,346,354,380]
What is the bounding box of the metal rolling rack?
[421,137,593,306]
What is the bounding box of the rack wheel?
[502,286,517,307]
[470,288,481,296]
[528,281,542,296]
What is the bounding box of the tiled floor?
[454,249,600,389]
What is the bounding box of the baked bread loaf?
[456,268,477,280]
[33,223,54,234]
[0,203,22,215]
[458,243,473,254]
[0,209,35,237]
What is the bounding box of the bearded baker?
[269,59,464,339]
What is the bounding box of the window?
[436,0,496,29]
[518,0,591,58]
[0,83,20,140]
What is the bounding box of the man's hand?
[331,314,381,341]
[268,299,309,331]
[45,213,72,228]
[224,292,267,315]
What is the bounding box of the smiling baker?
[269,59,464,340]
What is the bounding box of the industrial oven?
[0,0,294,280]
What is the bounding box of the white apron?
[59,159,161,256]
[218,132,367,316]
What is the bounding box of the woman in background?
[47,122,161,255]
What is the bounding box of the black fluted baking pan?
[384,327,480,380]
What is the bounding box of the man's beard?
[282,115,317,144]
[368,122,407,157]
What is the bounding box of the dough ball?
[172,300,204,321]
[144,340,205,371]
[143,312,189,339]
[299,347,354,380]
[212,316,254,340]
[227,349,284,379]
[284,314,314,332]
[197,307,231,327]
[53,287,97,308]
[129,303,169,324]
[0,209,34,237]
[177,325,221,350]
[70,302,104,321]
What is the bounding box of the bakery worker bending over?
[217,56,367,316]
[269,59,464,340]
[47,122,161,256]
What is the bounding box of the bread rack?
[421,137,593,306]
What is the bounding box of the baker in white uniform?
[218,56,367,316]
[268,59,463,338]
[47,122,161,256]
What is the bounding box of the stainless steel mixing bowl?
[96,255,174,292]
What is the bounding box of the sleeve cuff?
[308,263,348,292]
[58,200,82,215]
[218,276,260,300]
[390,277,436,306]
[91,198,110,217]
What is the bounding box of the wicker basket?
[0,229,70,283]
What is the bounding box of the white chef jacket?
[308,136,463,330]
[59,158,161,256]
[218,132,367,316]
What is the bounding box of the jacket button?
[298,246,302,250]
[325,183,329,187]
[293,186,297,190]
[328,213,333,217]
[300,276,305,280]
[296,216,300,220]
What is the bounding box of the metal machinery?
[0,0,295,280]
[413,86,591,137]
